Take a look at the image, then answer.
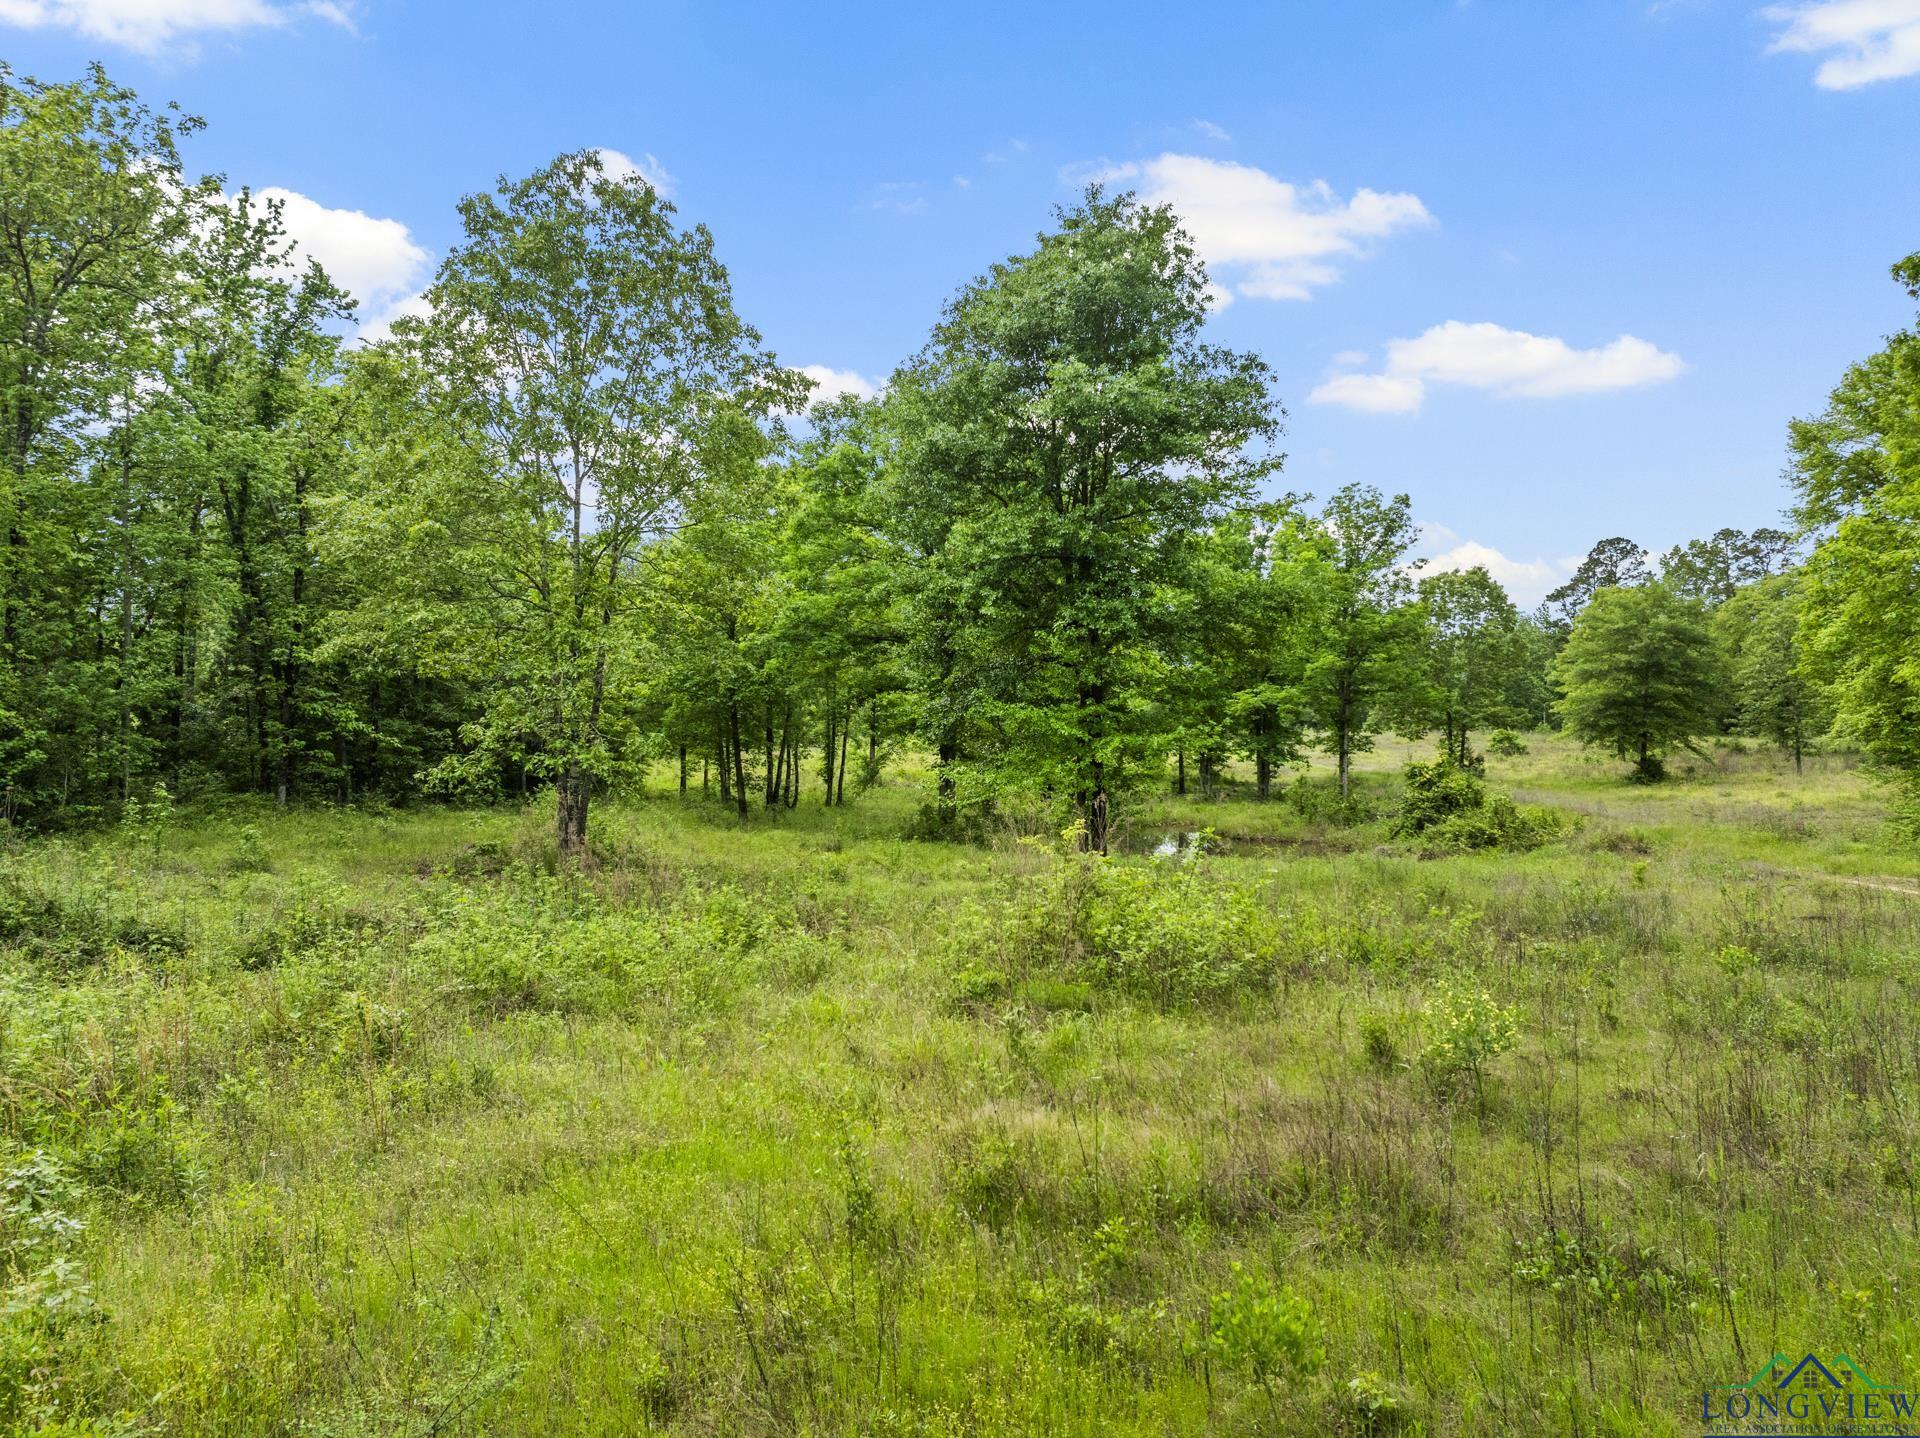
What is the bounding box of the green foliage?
[1420,980,1518,1104]
[1487,729,1528,757]
[1207,1264,1325,1405]
[883,187,1282,850]
[1393,758,1551,853]
[1552,583,1722,781]
[1790,252,1920,826]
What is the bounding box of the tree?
[1299,484,1424,799]
[1715,575,1823,772]
[1552,582,1720,781]
[0,64,207,816]
[1660,526,1799,605]
[1787,252,1920,824]
[1543,536,1649,630]
[1174,501,1327,799]
[1410,565,1526,766]
[884,188,1282,851]
[331,151,800,854]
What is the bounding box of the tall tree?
[1543,536,1649,631]
[1715,575,1823,772]
[1552,582,1720,781]
[1788,252,1920,823]
[1660,526,1799,605]
[1300,484,1423,799]
[330,151,800,853]
[884,188,1282,851]
[0,64,206,816]
[1409,565,1526,766]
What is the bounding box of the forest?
[4,61,1920,1437]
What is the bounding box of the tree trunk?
[557,764,590,855]
[1256,749,1272,800]
[764,710,777,806]
[729,704,749,818]
[679,744,687,795]
[1086,760,1110,856]
[936,737,958,828]
[1176,748,1186,796]
[822,704,838,807]
[836,707,850,805]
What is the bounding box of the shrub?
[1487,729,1528,757]
[1393,759,1552,853]
[1358,1012,1400,1071]
[1421,980,1518,1107]
[1208,1264,1324,1414]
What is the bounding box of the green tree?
[1660,526,1799,605]
[1410,565,1525,766]
[1300,484,1424,799]
[1552,582,1720,781]
[331,151,799,853]
[0,64,207,816]
[884,188,1282,851]
[1543,536,1648,631]
[1788,253,1920,824]
[1715,575,1824,772]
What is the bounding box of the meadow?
[4,735,1919,1436]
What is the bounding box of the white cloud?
[1088,154,1432,302]
[1765,0,1920,88]
[0,0,348,51]
[259,186,431,327]
[593,147,675,197]
[1308,372,1425,413]
[1310,320,1686,413]
[799,364,880,405]
[1415,523,1573,605]
[1192,118,1232,142]
[356,290,431,346]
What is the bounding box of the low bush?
[1392,759,1554,854]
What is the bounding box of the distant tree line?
[3,66,1914,849]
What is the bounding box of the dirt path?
[1753,863,1920,898]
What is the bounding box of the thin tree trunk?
[679,744,687,795]
[729,704,749,818]
[557,763,590,855]
[1176,748,1186,796]
[823,703,838,807]
[836,706,850,805]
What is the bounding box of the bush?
[1421,980,1518,1107]
[1392,759,1553,853]
[1487,729,1528,757]
[944,829,1282,1005]
[1208,1265,1324,1413]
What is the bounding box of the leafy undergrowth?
[2,735,1919,1435]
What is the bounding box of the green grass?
[4,734,1920,1435]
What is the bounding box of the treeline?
[3,66,1915,849]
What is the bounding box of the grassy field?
[4,734,1919,1436]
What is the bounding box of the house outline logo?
[1702,1350,1916,1436]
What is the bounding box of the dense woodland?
[2,63,1916,848]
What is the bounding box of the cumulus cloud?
[593,147,675,197]
[1765,0,1920,88]
[1416,523,1573,605]
[1089,154,1432,302]
[242,187,430,342]
[1307,372,1425,414]
[0,0,349,51]
[799,364,880,405]
[1310,321,1686,413]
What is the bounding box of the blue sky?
[5,0,1918,601]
